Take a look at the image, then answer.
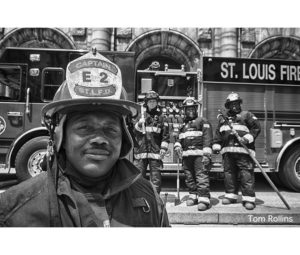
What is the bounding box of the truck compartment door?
[0,65,25,140]
[23,67,65,131]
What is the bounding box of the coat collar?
[57,158,141,200]
[103,159,141,199]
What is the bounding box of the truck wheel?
[15,136,48,182]
[279,147,300,192]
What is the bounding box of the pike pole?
[218,109,291,210]
[140,103,146,134]
[174,157,181,206]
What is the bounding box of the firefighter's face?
[228,101,241,114]
[63,111,122,178]
[185,106,197,118]
[147,99,157,110]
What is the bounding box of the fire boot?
[197,203,208,211]
[186,194,197,206]
[222,197,237,205]
[243,202,256,210]
[197,197,210,211]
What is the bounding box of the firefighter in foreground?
[213,92,261,210]
[133,91,169,194]
[174,97,213,211]
[0,51,169,227]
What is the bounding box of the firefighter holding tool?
[133,90,170,194]
[174,97,213,211]
[213,92,261,210]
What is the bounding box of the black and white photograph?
[0,0,299,254]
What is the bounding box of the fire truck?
[0,47,135,181]
[136,57,300,192]
[1,47,300,192]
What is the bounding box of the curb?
[162,192,300,225]
[166,205,300,225]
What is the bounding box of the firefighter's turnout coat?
[134,108,169,160]
[213,111,261,157]
[174,117,213,157]
[0,159,169,227]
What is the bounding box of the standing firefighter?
[174,97,213,211]
[134,91,169,194]
[0,51,169,227]
[213,92,261,210]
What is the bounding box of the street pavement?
[1,168,300,226]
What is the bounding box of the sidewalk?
[162,191,300,225]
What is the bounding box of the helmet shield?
[182,97,198,108]
[42,51,138,118]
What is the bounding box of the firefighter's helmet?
[42,50,139,158]
[144,90,160,103]
[224,92,243,109]
[182,97,198,108]
[182,97,198,119]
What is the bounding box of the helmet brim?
[182,104,198,108]
[224,99,242,109]
[42,98,139,118]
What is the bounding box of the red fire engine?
[0,47,135,181]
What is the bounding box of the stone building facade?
[1,27,300,72]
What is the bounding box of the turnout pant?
[182,156,210,204]
[134,158,162,193]
[223,153,255,203]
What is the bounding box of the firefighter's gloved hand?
[212,144,221,154]
[230,129,238,136]
[160,148,167,159]
[217,114,226,124]
[174,147,183,158]
[239,136,249,145]
[138,117,145,127]
[202,155,211,166]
